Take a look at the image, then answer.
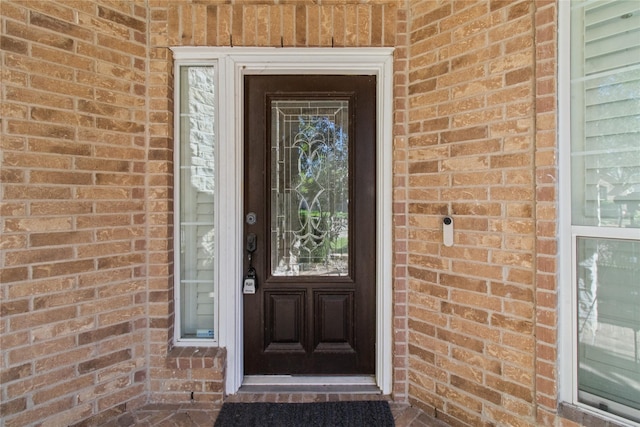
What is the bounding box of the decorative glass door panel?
[270,100,349,277]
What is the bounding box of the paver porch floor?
[104,393,448,426]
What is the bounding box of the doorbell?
[443,216,453,247]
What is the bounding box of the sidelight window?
[174,64,218,344]
[563,0,640,423]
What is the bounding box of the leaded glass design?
[271,100,349,276]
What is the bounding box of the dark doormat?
[214,400,395,427]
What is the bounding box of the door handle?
[244,233,257,294]
[246,233,257,254]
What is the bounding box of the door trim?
[171,47,394,394]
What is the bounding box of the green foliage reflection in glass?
[292,116,348,268]
[271,100,350,277]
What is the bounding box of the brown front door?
[243,75,376,375]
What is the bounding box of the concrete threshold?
[239,375,381,394]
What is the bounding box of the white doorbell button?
[443,216,453,247]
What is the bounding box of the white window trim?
[558,3,640,425]
[172,60,220,347]
[171,47,395,395]
[558,0,573,404]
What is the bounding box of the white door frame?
[171,47,394,395]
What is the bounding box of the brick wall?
[402,1,560,426]
[1,2,149,425]
[532,1,560,424]
[1,1,572,426]
[0,0,406,425]
[145,0,406,404]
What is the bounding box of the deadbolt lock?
[246,212,257,225]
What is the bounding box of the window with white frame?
[565,0,640,423]
[174,63,218,344]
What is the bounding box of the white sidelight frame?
[172,63,219,346]
[171,47,395,395]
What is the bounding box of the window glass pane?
[270,100,349,277]
[577,237,640,417]
[570,2,640,421]
[570,1,640,227]
[179,66,216,339]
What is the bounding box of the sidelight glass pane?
[270,100,349,277]
[178,66,216,339]
[577,237,640,417]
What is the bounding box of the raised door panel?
[314,291,354,353]
[265,291,306,353]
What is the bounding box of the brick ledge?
[558,402,629,427]
[165,347,226,370]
